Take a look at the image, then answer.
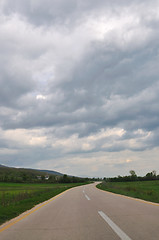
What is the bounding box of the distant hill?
[0,164,8,168]
[0,164,63,175]
[39,169,63,176]
[0,164,89,184]
[0,164,63,183]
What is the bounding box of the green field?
[0,182,88,225]
[97,180,159,203]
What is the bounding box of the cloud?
[0,0,159,176]
[36,94,47,100]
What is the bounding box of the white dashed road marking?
[85,194,90,200]
[98,211,132,240]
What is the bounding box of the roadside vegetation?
[0,164,98,225]
[97,177,159,204]
[0,182,90,225]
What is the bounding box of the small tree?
[129,170,137,181]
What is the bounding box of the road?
[0,182,159,240]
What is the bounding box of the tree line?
[103,170,159,182]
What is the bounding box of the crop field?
[0,182,87,225]
[97,180,159,203]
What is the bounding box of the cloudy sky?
[0,0,159,177]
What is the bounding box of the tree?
[152,170,156,177]
[129,170,137,181]
[129,170,136,176]
[145,171,157,180]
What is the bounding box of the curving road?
[0,183,159,240]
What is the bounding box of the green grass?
[97,180,159,204]
[0,182,89,225]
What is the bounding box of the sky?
[0,0,159,178]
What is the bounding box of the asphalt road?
[0,183,159,240]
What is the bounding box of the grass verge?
[0,182,89,225]
[96,180,159,204]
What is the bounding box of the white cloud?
[1,128,48,147]
[36,94,46,100]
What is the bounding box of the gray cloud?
[1,0,157,28]
[0,0,159,176]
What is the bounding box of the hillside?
[0,164,63,183]
[39,169,63,176]
[0,164,8,168]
